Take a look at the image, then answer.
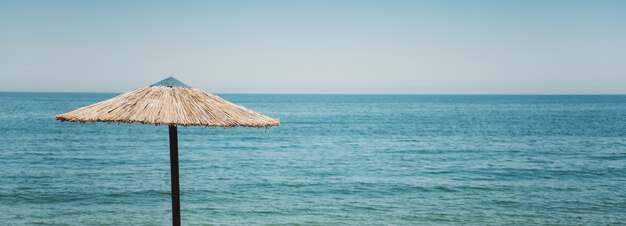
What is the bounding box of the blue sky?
[1,0,625,93]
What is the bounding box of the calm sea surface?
[0,93,625,225]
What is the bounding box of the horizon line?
[1,91,625,95]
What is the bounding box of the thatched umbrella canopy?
[56,77,279,127]
[56,77,279,226]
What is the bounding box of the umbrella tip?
[151,76,189,87]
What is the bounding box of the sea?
[0,93,625,225]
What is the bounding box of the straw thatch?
[55,78,279,127]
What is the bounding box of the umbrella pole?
[169,125,181,226]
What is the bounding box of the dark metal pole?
[169,125,181,226]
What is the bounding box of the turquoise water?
[1,93,625,225]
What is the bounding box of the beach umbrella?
[55,77,279,226]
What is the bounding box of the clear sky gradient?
[1,0,625,94]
